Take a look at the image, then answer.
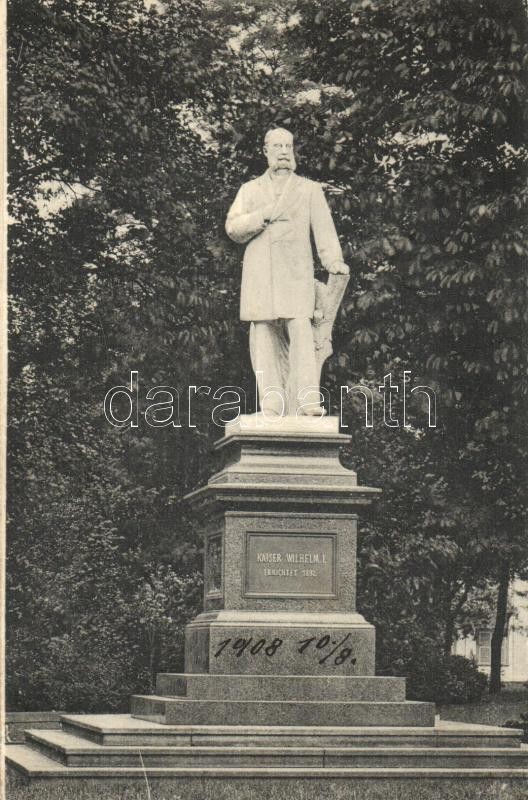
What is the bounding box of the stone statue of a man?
[226,127,349,417]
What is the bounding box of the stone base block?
[185,610,375,675]
[156,673,406,702]
[130,694,436,727]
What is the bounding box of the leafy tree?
[286,0,528,692]
[7,0,264,708]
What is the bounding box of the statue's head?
[263,127,296,173]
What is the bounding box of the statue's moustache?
[276,156,296,168]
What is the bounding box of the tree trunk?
[489,561,510,694]
[444,614,456,658]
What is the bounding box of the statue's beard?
[271,155,296,172]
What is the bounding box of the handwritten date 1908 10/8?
[213,633,357,666]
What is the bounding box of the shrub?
[131,566,204,691]
[402,646,488,704]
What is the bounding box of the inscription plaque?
[245,532,336,598]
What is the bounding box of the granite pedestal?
[131,414,434,728]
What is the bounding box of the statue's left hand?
[326,262,350,275]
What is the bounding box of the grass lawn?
[438,689,528,727]
[6,776,528,800]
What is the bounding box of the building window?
[477,629,491,665]
[477,629,509,666]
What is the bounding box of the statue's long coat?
[226,171,344,321]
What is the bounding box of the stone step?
[23,729,528,770]
[155,672,406,701]
[7,743,528,782]
[131,694,436,727]
[59,714,523,749]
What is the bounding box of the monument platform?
[6,714,528,797]
[8,418,527,794]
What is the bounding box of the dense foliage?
[8,0,253,709]
[290,0,528,690]
[7,0,527,708]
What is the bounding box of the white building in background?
[453,579,528,684]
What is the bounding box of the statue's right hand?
[263,202,276,223]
